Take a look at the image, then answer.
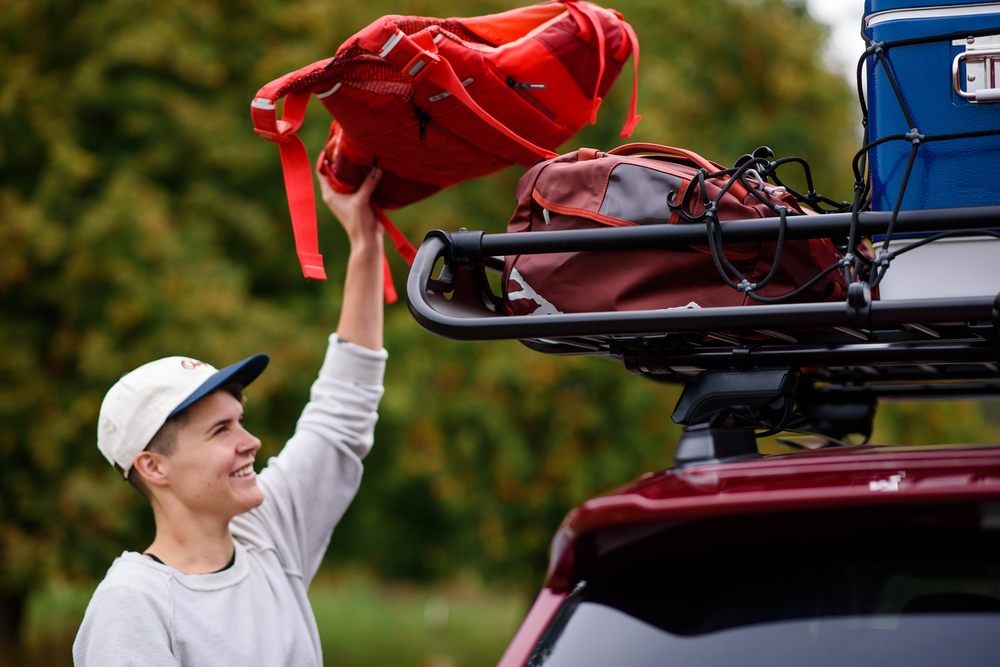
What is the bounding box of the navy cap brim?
[168,353,270,418]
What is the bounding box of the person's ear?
[133,451,170,488]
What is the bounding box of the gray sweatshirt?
[73,335,387,667]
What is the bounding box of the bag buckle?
[403,50,441,81]
[254,128,293,144]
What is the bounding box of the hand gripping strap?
[315,140,412,304]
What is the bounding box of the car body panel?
[498,443,1000,667]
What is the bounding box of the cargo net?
[666,148,852,304]
[276,19,494,100]
[842,25,1000,293]
[667,24,1000,304]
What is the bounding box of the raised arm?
[229,167,389,584]
[317,166,384,351]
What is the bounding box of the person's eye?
[213,426,227,437]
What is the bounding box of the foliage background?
[2,0,998,663]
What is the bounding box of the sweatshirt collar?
[121,540,251,591]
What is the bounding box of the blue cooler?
[864,0,1000,211]
[864,1,1000,301]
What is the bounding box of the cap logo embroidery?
[181,359,209,370]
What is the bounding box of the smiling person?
[73,168,387,667]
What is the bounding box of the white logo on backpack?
[508,268,562,315]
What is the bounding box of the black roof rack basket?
[406,204,1000,401]
[407,205,1000,464]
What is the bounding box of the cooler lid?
[866,0,1000,16]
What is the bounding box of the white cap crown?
[97,357,220,478]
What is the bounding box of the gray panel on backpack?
[599,163,683,225]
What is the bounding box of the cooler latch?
[953,35,1000,103]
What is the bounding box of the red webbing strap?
[565,1,606,125]
[619,20,642,138]
[279,137,325,280]
[251,89,326,280]
[373,206,417,306]
[424,57,558,161]
[373,206,417,265]
[382,251,398,304]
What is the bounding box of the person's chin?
[236,486,265,513]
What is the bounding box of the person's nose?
[236,426,262,455]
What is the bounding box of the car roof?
[544,443,1000,589]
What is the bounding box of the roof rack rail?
[406,206,1000,368]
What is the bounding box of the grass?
[13,570,529,667]
[309,570,529,667]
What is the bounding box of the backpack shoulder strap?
[252,61,334,281]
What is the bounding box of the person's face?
[163,390,264,519]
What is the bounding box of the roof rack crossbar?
[474,204,1000,257]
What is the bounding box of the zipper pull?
[416,108,431,140]
[505,76,546,90]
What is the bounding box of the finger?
[355,167,383,202]
[315,165,336,200]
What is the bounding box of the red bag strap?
[608,143,749,200]
[373,206,417,307]
[618,20,642,138]
[251,88,327,280]
[373,207,417,265]
[356,20,558,162]
[381,251,398,304]
[564,1,605,125]
[563,1,641,138]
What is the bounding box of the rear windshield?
[529,503,1000,667]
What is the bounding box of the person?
[73,167,387,667]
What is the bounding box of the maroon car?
[497,442,1000,667]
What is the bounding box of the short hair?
[128,382,245,500]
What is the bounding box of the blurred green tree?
[4,0,988,655]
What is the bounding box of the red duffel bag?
[251,0,641,295]
[503,144,852,315]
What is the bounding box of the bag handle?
[564,1,605,125]
[564,1,641,137]
[608,143,749,200]
[618,19,642,137]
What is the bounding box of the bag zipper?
[416,107,431,140]
[503,74,558,122]
[505,76,546,90]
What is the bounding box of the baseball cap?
[97,354,270,479]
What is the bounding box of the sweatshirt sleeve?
[73,581,177,667]
[231,334,386,586]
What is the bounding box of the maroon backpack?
[502,144,850,316]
